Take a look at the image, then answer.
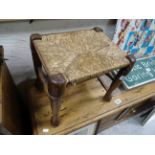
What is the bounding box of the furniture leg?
[30,34,43,90]
[104,55,136,101]
[48,73,66,126]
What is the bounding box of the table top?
[25,76,155,135]
[33,29,129,84]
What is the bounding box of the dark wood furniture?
[30,27,135,126]
[0,46,23,135]
[96,98,155,134]
[23,72,155,135]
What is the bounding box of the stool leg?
[104,55,136,101]
[30,34,43,90]
[48,73,66,126]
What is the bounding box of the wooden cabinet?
[96,99,155,134]
[24,71,155,135]
[69,123,97,135]
[96,110,123,133]
[0,47,23,134]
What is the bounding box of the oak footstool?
[30,27,135,126]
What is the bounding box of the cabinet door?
[96,99,155,134]
[96,110,124,134]
[68,123,97,135]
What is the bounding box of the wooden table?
[30,27,135,126]
[24,74,155,135]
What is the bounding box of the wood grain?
[0,62,2,123]
[0,46,4,123]
[96,99,155,133]
[0,47,23,134]
[26,77,155,135]
[33,29,129,84]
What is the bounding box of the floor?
[98,111,155,135]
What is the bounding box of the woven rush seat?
[30,27,135,127]
[33,29,129,85]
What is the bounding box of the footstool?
[30,27,135,126]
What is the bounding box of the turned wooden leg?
[48,73,66,126]
[30,34,43,90]
[104,55,136,101]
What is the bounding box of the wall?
[0,19,116,84]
